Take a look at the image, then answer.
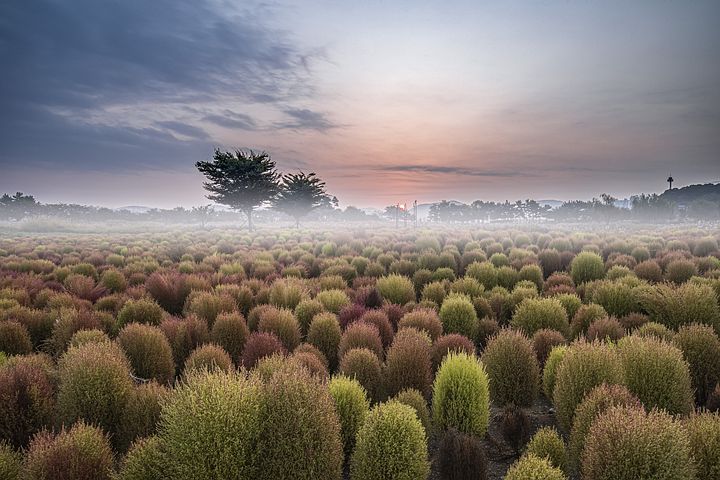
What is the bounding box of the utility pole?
[667,175,674,191]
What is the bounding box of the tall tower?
[667,175,674,190]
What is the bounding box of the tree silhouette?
[272,172,335,227]
[196,149,280,231]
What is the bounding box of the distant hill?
[115,206,152,213]
[660,183,720,206]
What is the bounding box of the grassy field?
[1,226,719,480]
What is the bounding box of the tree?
[196,149,280,231]
[272,172,335,227]
[0,192,38,221]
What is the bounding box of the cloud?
[276,108,339,131]
[0,0,319,169]
[373,164,532,177]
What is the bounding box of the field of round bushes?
[1,226,720,480]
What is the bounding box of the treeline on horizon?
[1,149,719,226]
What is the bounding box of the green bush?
[294,299,325,335]
[570,303,608,338]
[639,282,720,333]
[570,252,605,285]
[421,281,447,306]
[69,329,110,348]
[0,321,32,355]
[184,344,233,374]
[432,352,490,437]
[439,294,478,342]
[56,342,133,446]
[23,421,114,480]
[552,340,624,431]
[0,441,21,480]
[257,308,301,351]
[665,259,698,284]
[568,383,640,473]
[511,298,570,338]
[158,370,264,479]
[339,347,383,403]
[255,367,343,480]
[116,436,167,480]
[618,335,694,415]
[268,277,309,310]
[117,298,165,328]
[524,426,567,473]
[350,401,429,480]
[635,321,674,341]
[581,405,695,480]
[117,323,175,385]
[117,382,168,453]
[210,312,249,366]
[465,261,497,289]
[542,345,567,398]
[674,322,720,406]
[683,411,720,480]
[504,454,565,480]
[376,274,416,305]
[553,293,582,321]
[590,281,640,317]
[0,354,55,448]
[307,312,342,371]
[384,328,433,399]
[328,375,370,457]
[481,329,540,407]
[316,289,351,314]
[392,388,431,434]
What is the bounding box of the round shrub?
[69,329,109,348]
[665,259,698,284]
[432,333,475,371]
[439,294,478,342]
[570,303,608,338]
[255,367,343,480]
[376,274,416,305]
[590,281,640,317]
[210,312,249,366]
[552,340,624,431]
[634,260,663,282]
[339,347,383,403]
[339,303,367,330]
[476,316,499,348]
[160,316,210,369]
[437,428,488,480]
[524,426,566,473]
[0,441,21,480]
[117,323,175,385]
[241,332,286,369]
[619,312,649,330]
[328,375,370,457]
[158,370,264,479]
[635,321,674,341]
[350,401,429,480]
[618,335,694,415]
[24,422,114,480]
[268,277,308,310]
[532,329,566,366]
[358,310,394,348]
[392,388,431,434]
[553,293,582,321]
[693,237,719,257]
[145,271,190,315]
[639,282,720,333]
[432,352,490,437]
[0,354,55,448]
[183,292,236,328]
[184,344,233,374]
[307,312,342,371]
[542,345,567,398]
[290,351,329,379]
[117,381,168,453]
[481,329,540,407]
[673,323,720,404]
[294,342,328,368]
[504,454,565,480]
[315,289,350,314]
[294,299,325,335]
[0,321,32,355]
[117,298,165,328]
[421,281,447,305]
[570,251,605,285]
[116,436,166,480]
[399,308,442,341]
[384,327,433,399]
[257,308,301,351]
[567,384,641,473]
[683,411,720,480]
[581,406,695,480]
[339,321,384,361]
[501,404,530,455]
[511,298,570,338]
[586,316,625,342]
[56,342,133,445]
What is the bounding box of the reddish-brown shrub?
[0,320,32,355]
[294,342,328,368]
[432,333,476,371]
[241,331,286,369]
[437,428,488,480]
[398,308,443,341]
[339,321,384,361]
[532,328,566,366]
[339,304,366,330]
[619,312,649,330]
[586,316,625,342]
[339,347,384,403]
[145,271,190,315]
[159,315,209,369]
[359,310,394,348]
[501,404,530,455]
[384,327,433,399]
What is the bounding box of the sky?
[1,0,719,209]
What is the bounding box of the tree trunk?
[246,209,253,231]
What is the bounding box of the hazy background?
[1,0,719,208]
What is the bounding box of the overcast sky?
[1,0,718,208]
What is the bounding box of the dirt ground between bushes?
[342,395,564,480]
